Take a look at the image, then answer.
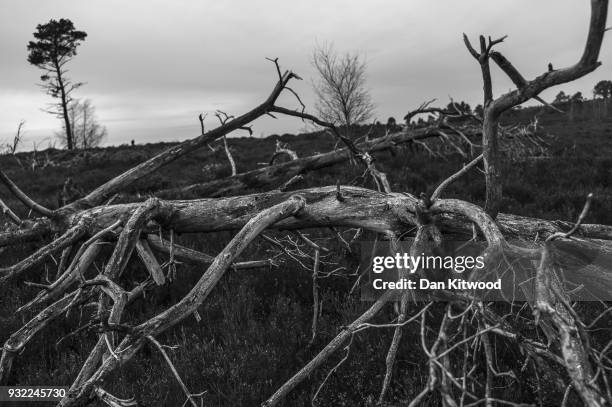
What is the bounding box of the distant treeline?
[505,97,612,123]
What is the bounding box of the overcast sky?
[0,0,611,149]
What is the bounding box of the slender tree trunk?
[54,61,74,150]
[82,105,87,150]
[483,106,501,218]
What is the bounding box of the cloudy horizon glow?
[1,0,611,150]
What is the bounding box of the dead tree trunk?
[463,0,608,217]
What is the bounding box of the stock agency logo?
[359,239,612,302]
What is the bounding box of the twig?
[0,198,21,225]
[0,169,54,217]
[309,247,321,345]
[147,335,199,407]
[546,193,593,241]
[311,334,354,406]
[431,154,483,201]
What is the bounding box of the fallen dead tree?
[1,182,612,406]
[0,2,611,405]
[3,185,612,280]
[156,123,482,198]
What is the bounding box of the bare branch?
[136,239,165,285]
[431,154,483,201]
[94,387,137,407]
[463,33,480,60]
[64,60,304,209]
[264,290,396,406]
[489,51,564,113]
[0,198,21,225]
[147,335,199,407]
[547,193,594,241]
[493,0,609,114]
[0,169,55,217]
[222,135,237,176]
[0,220,88,285]
[60,197,306,406]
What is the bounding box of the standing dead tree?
[63,99,107,150]
[0,3,610,406]
[463,0,608,217]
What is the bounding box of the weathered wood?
[70,279,143,395]
[18,242,101,313]
[535,244,605,406]
[221,135,237,176]
[0,220,88,284]
[70,186,612,243]
[0,221,50,247]
[135,239,165,285]
[3,186,612,300]
[146,235,272,270]
[0,291,80,384]
[58,196,306,407]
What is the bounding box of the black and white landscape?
[1,1,611,406]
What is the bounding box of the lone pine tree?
[27,18,87,150]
